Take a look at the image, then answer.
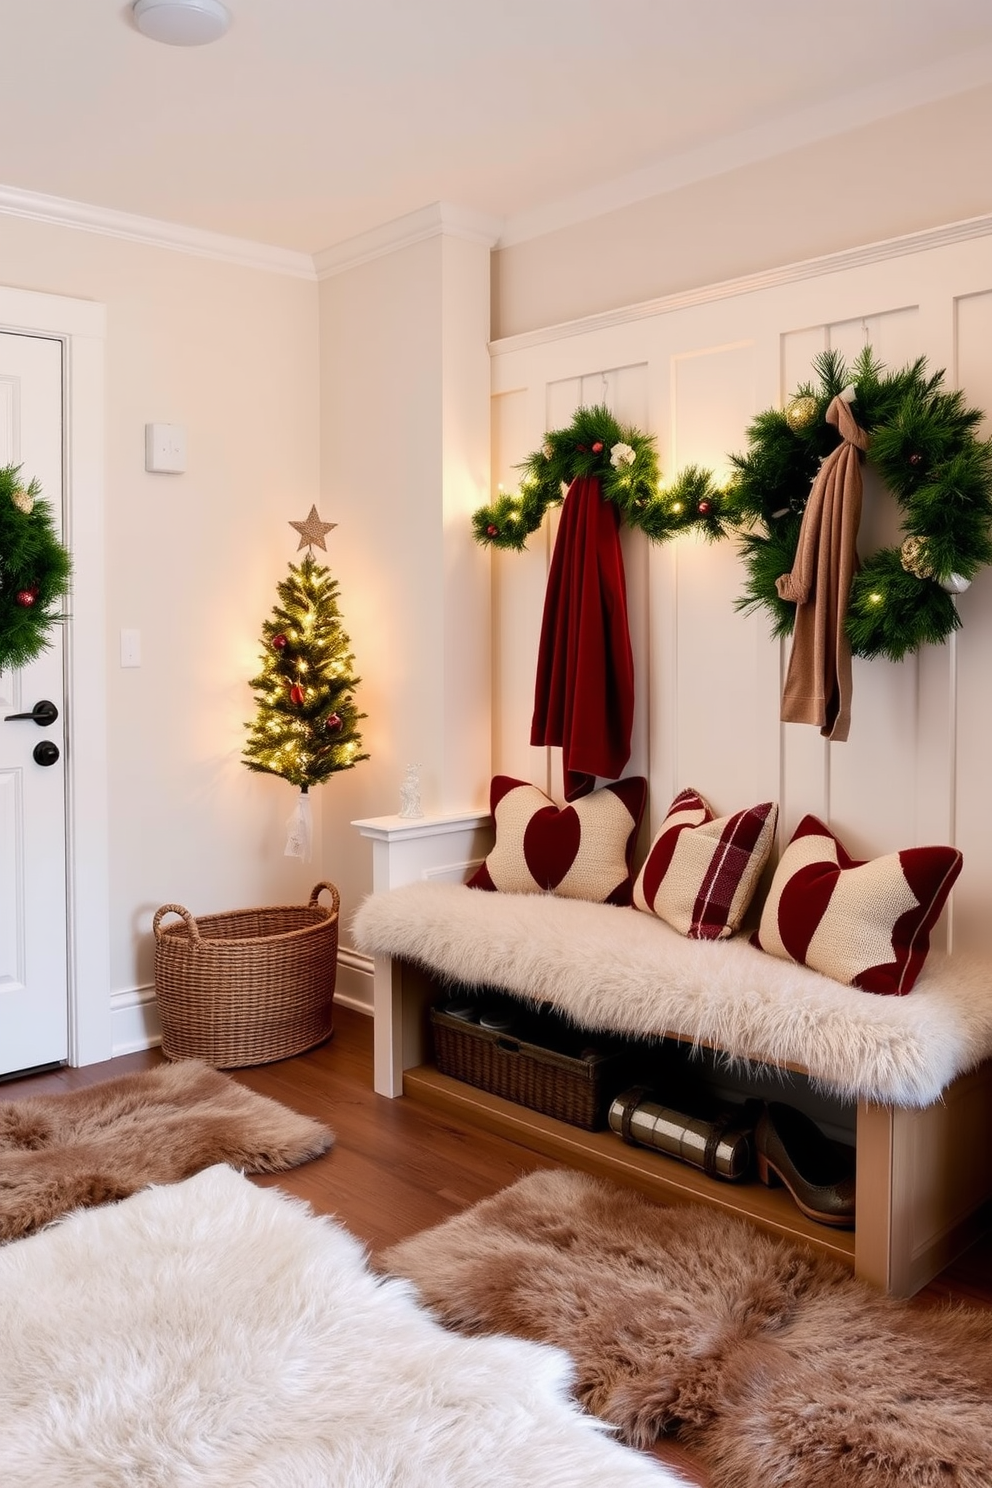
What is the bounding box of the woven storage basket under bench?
[430,1002,628,1130]
[153,881,339,1068]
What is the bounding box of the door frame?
[0,285,109,1067]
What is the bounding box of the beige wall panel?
[957,290,992,438]
[491,386,551,790]
[491,87,992,341]
[665,342,770,811]
[492,227,992,955]
[948,287,992,950]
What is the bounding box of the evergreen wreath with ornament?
[729,347,992,661]
[0,465,71,674]
[472,404,731,551]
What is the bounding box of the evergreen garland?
[472,404,731,551]
[0,465,71,673]
[727,348,992,661]
[243,552,369,790]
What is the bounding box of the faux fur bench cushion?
[352,881,992,1108]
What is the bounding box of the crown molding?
[499,44,992,249]
[0,184,316,279]
[313,201,503,280]
[490,212,992,356]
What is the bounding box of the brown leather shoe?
[755,1101,856,1228]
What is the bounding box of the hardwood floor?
[4,1004,991,1487]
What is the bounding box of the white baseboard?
[110,986,161,1057]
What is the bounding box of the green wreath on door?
[0,466,71,673]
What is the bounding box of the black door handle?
[33,740,60,767]
[4,699,59,726]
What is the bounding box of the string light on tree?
[243,510,369,860]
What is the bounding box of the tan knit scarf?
[776,388,868,742]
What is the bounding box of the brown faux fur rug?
[383,1169,992,1488]
[0,1060,334,1242]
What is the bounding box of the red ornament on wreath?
[487,524,498,537]
[697,500,712,516]
[271,633,288,651]
[289,683,305,706]
[15,588,38,607]
[325,712,342,731]
[591,441,604,453]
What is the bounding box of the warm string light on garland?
[727,347,992,660]
[472,405,731,551]
[475,353,992,665]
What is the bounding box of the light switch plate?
[145,423,186,474]
[120,629,141,668]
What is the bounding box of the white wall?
[318,228,493,963]
[493,84,992,340]
[0,214,321,1045]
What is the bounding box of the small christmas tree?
[243,515,368,855]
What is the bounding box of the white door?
[0,331,68,1076]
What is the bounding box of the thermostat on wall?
[145,422,187,473]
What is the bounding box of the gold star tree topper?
[290,505,337,551]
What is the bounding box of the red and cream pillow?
[753,815,963,995]
[633,787,778,939]
[468,775,647,906]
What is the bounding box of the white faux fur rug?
[0,1164,685,1488]
[353,880,992,1106]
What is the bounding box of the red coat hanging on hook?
[530,474,635,801]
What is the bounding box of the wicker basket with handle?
[153,881,339,1068]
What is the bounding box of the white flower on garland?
[610,442,636,469]
[11,486,33,514]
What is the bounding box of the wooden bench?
[353,812,992,1298]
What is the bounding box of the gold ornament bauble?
[785,395,819,432]
[900,535,936,580]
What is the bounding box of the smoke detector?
[132,0,231,46]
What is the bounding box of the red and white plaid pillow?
[633,787,778,939]
[468,775,647,906]
[753,815,963,995]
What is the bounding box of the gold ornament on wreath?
[900,535,936,581]
[784,395,819,432]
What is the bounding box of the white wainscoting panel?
[490,229,992,957]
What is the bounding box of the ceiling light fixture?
[132,0,231,47]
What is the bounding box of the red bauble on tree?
[697,500,712,517]
[289,683,305,706]
[325,712,342,731]
[271,633,288,651]
[15,588,38,607]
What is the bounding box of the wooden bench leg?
[856,1064,992,1296]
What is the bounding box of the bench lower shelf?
[402,1059,992,1296]
[402,1063,856,1266]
